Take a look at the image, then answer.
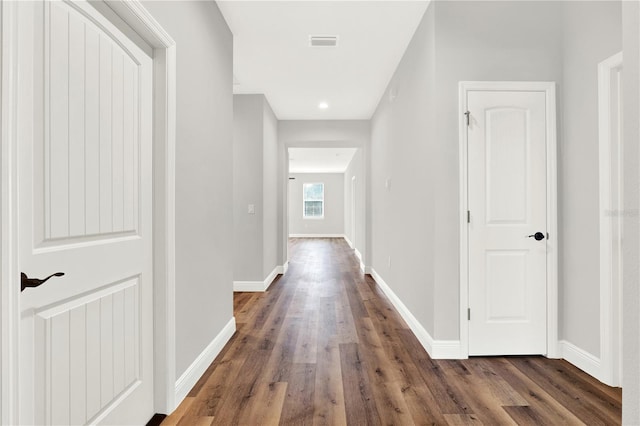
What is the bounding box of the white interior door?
[467,89,548,356]
[17,1,154,424]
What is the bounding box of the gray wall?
[289,173,345,236]
[622,0,640,422]
[370,3,437,336]
[233,95,264,281]
[370,1,621,349]
[344,150,365,257]
[560,1,622,357]
[233,94,279,282]
[142,1,234,378]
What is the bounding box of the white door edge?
[1,2,21,423]
[458,81,559,359]
[351,175,356,249]
[598,52,623,387]
[0,1,178,423]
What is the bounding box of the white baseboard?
[174,317,236,405]
[278,261,289,275]
[369,269,462,359]
[367,271,607,379]
[364,266,373,274]
[233,280,267,292]
[354,249,365,272]
[344,235,354,248]
[262,266,279,290]
[289,233,345,238]
[234,265,282,292]
[559,340,602,381]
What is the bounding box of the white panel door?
[467,90,548,356]
[17,1,154,424]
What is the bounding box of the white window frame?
[303,182,324,219]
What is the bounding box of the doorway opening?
[287,147,358,237]
[286,146,364,270]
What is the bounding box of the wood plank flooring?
[162,238,621,425]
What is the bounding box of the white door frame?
[458,81,559,359]
[351,175,357,249]
[1,3,20,422]
[0,1,178,422]
[598,52,623,387]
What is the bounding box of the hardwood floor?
[162,238,621,425]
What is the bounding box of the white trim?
[234,266,282,292]
[279,261,289,276]
[344,234,354,248]
[234,281,269,292]
[354,249,365,272]
[350,175,357,251]
[302,182,324,219]
[1,2,19,423]
[598,51,624,387]
[458,81,559,359]
[560,340,602,382]
[458,82,469,359]
[289,233,345,238]
[264,266,280,290]
[174,317,236,406]
[107,1,178,414]
[370,269,462,359]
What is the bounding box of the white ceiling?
[217,1,429,120]
[289,147,357,173]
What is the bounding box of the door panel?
[485,250,527,322]
[18,1,153,424]
[468,90,547,356]
[34,279,140,424]
[485,108,528,224]
[42,1,140,243]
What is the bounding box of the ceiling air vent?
[309,35,338,47]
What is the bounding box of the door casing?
[458,81,559,359]
[351,176,356,248]
[598,52,624,387]
[0,1,178,422]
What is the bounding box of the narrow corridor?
[163,238,621,425]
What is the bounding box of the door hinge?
[464,111,471,126]
[468,308,471,321]
[467,210,471,223]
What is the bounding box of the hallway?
[163,238,621,425]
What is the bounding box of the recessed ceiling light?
[318,102,329,109]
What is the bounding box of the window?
[303,183,324,218]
